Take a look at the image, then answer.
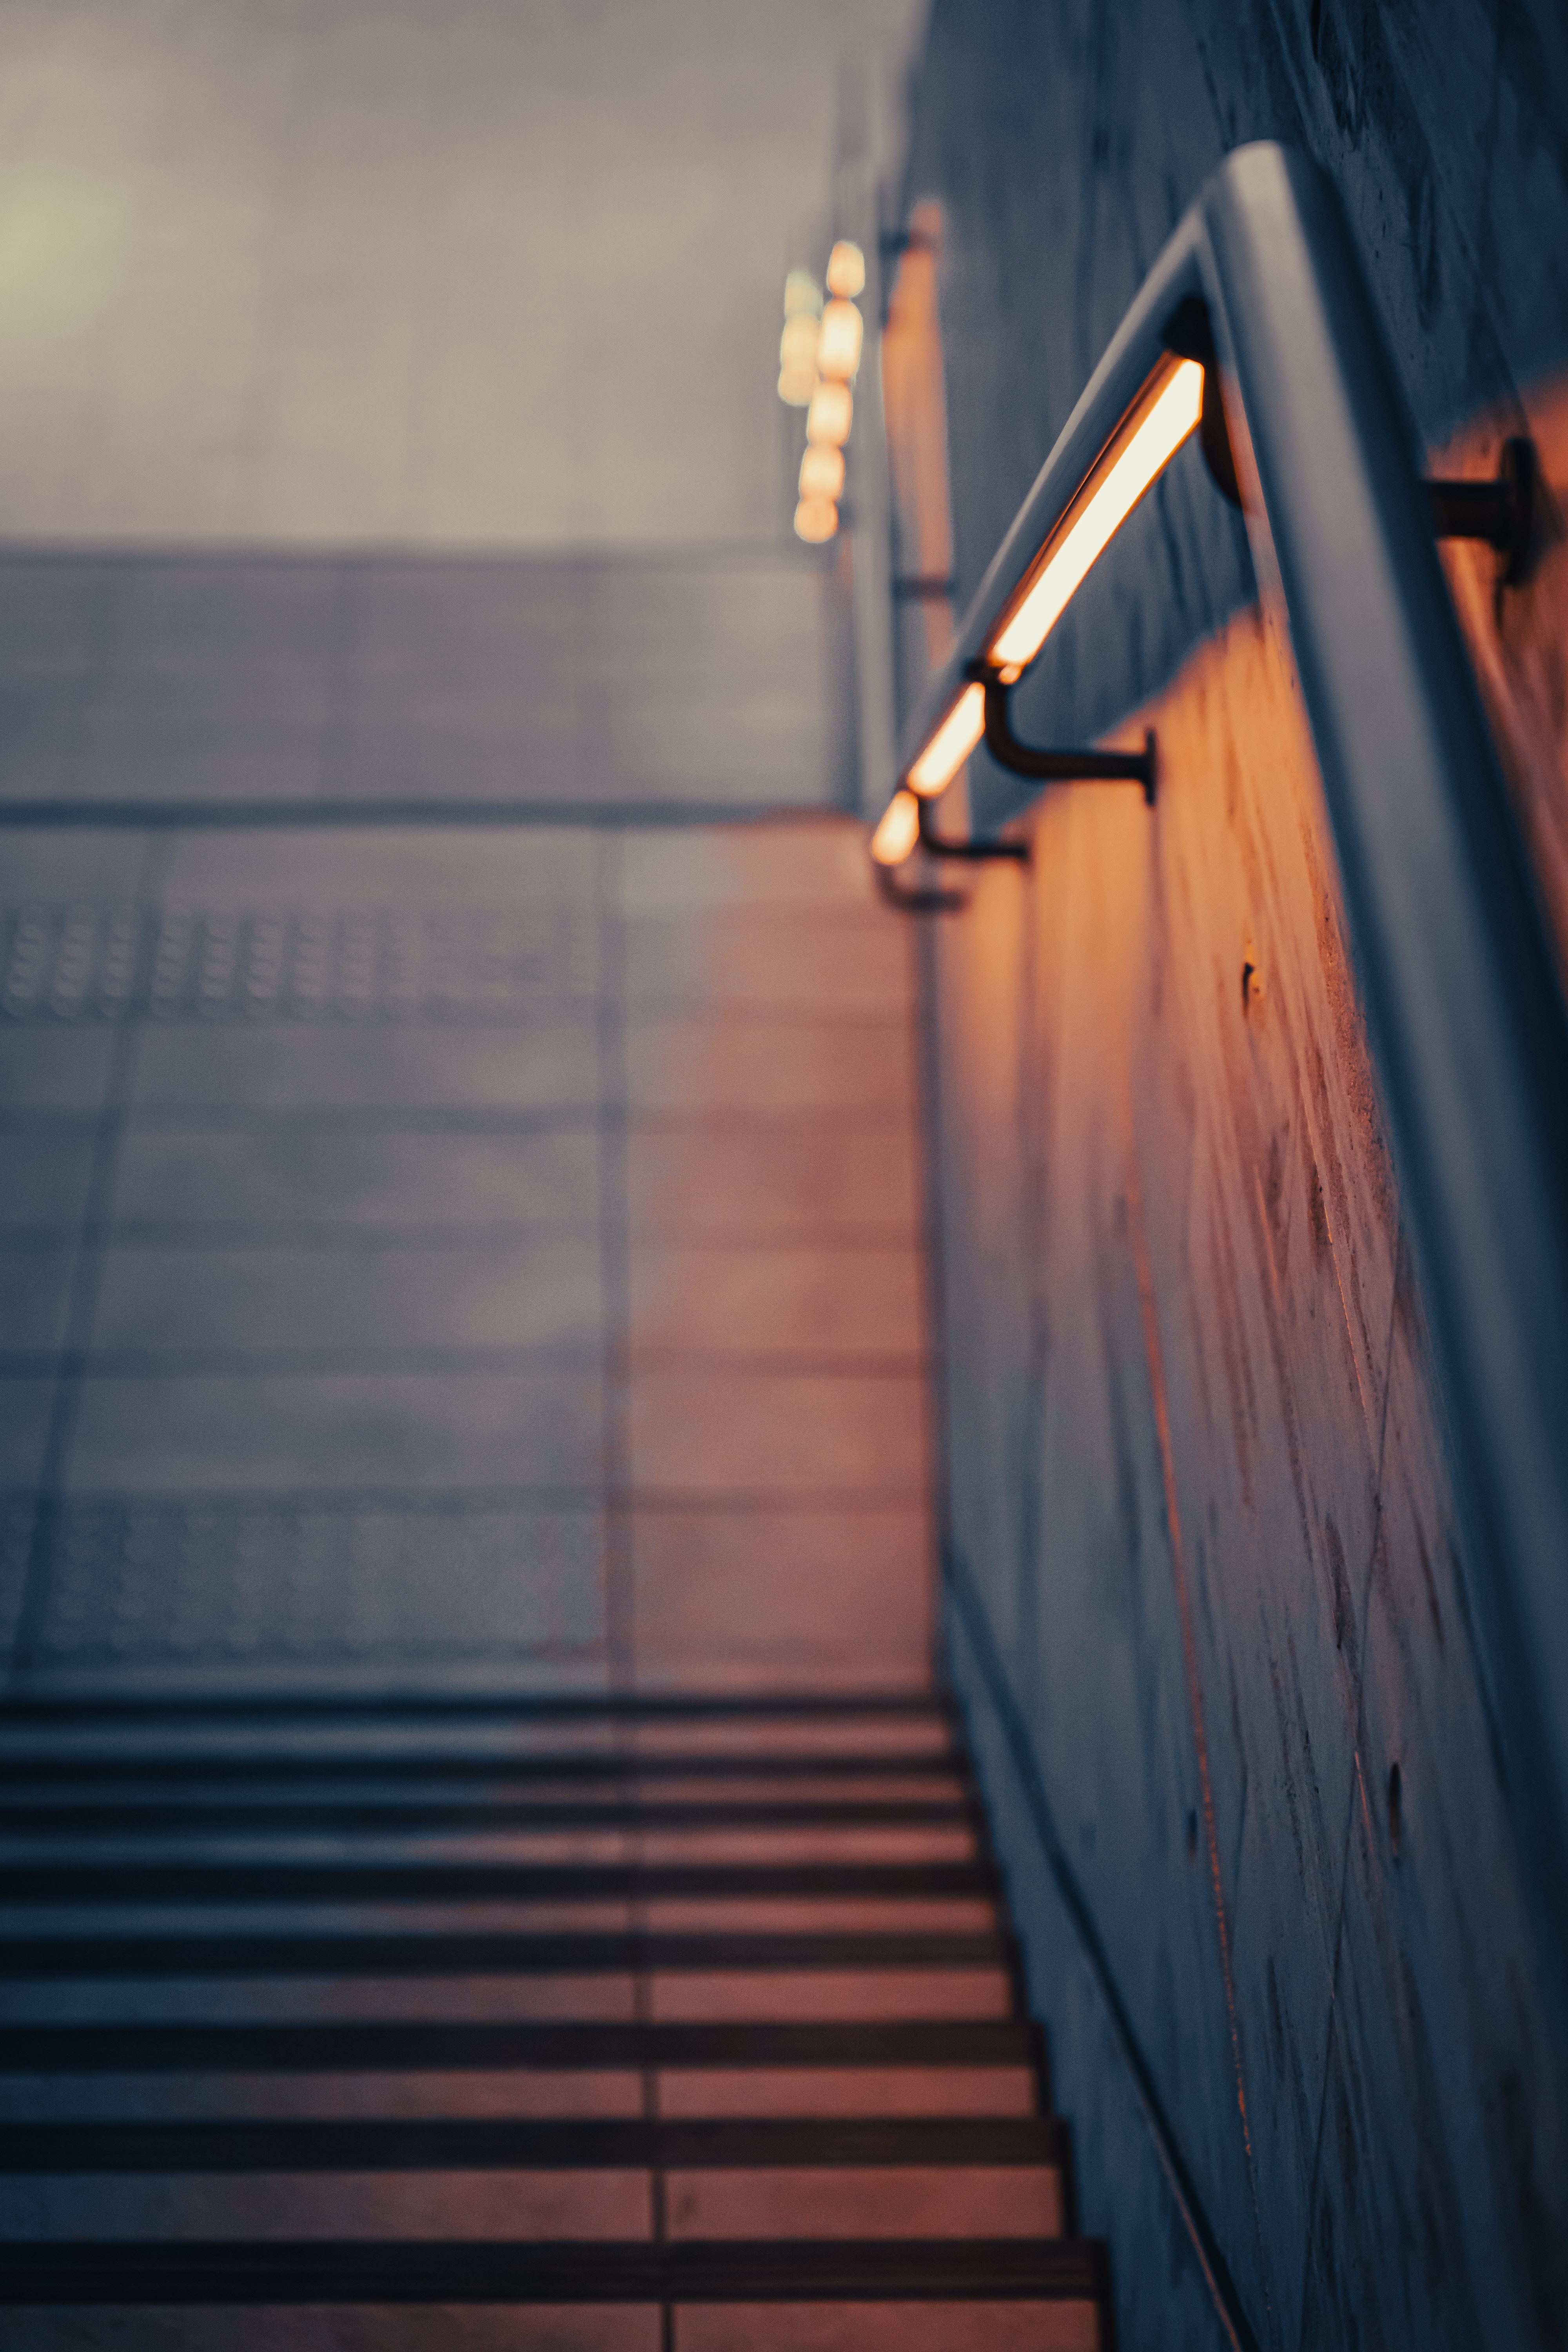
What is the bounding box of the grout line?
[0,540,850,570]
[911,890,953,1685]
[0,1347,931,1381]
[594,831,635,1688]
[0,799,854,832]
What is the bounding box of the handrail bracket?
[967,664,1158,806]
[916,788,1030,864]
[1427,435,1537,584]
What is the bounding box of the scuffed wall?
[897,3,1568,2346]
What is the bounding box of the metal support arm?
[970,667,1158,804]
[916,791,1029,863]
[1426,436,1536,583]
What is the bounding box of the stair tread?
[2,2066,1043,2123]
[0,1699,1102,2341]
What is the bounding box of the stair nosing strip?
[0,1927,1009,1979]
[0,2116,1068,2171]
[0,1752,967,1787]
[0,2235,1105,2304]
[0,2019,1036,2069]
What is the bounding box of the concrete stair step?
[0,1695,1105,2345]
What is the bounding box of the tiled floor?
[0,668,1108,2337]
[0,15,1093,2273]
[0,549,849,815]
[0,802,930,1696]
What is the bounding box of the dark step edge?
[0,2018,1037,2070]
[0,1751,968,1788]
[0,2235,1106,2304]
[0,2115,1069,2171]
[0,1798,980,1831]
[0,1690,953,1726]
[0,1860,994,1902]
[0,1928,1008,1979]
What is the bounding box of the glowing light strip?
[989,359,1205,671]
[907,680,986,797]
[870,788,922,866]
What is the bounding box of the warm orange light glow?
[816,299,864,382]
[778,312,820,406]
[799,443,845,501]
[826,241,866,299]
[988,359,1204,671]
[907,680,985,796]
[785,270,822,319]
[806,380,853,446]
[780,315,819,371]
[794,495,839,544]
[870,788,921,864]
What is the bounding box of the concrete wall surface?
[903,0,1568,800]
[893,4,1568,2347]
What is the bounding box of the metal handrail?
[891,143,1568,1989]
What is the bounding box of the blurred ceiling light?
[777,310,820,405]
[826,241,867,299]
[816,299,864,382]
[799,443,845,501]
[780,314,819,369]
[794,495,839,544]
[807,380,853,446]
[907,680,986,796]
[784,270,823,318]
[870,788,921,864]
[988,358,1205,672]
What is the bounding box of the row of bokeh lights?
[779,242,866,543]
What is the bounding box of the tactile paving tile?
[13,1500,605,1670]
[0,904,595,1025]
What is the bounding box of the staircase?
[0,1690,1109,2347]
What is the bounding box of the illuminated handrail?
[882,143,1568,1985]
